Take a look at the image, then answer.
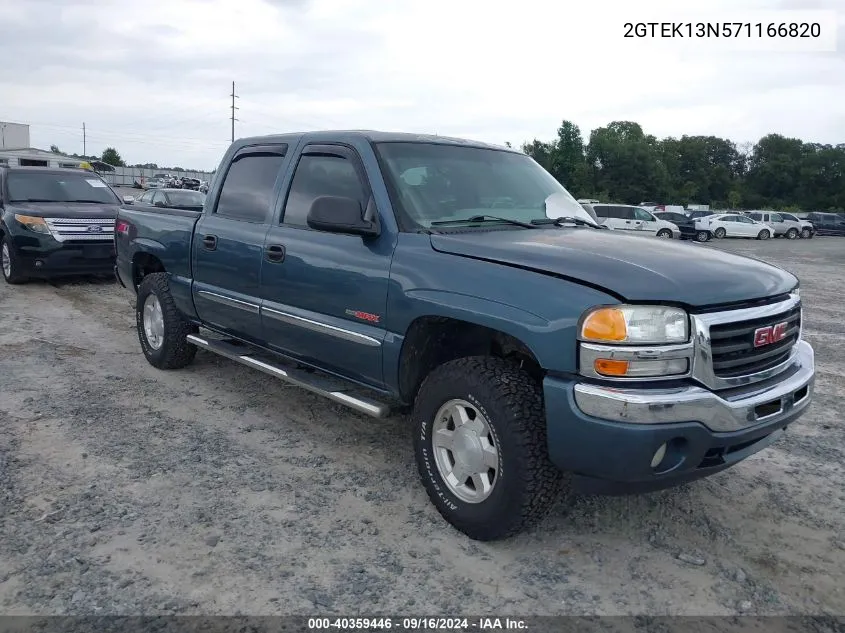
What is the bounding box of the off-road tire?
[714,227,726,239]
[136,272,198,369]
[757,229,771,240]
[786,228,799,239]
[695,230,710,242]
[412,356,564,541]
[1,235,28,285]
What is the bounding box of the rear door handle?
[266,244,286,263]
[202,234,218,250]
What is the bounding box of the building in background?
[0,121,30,150]
[0,146,85,168]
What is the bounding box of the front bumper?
[543,340,814,495]
[12,234,115,277]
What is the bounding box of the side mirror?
[306,196,379,237]
[122,195,135,205]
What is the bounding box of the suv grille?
[709,305,801,377]
[44,217,114,242]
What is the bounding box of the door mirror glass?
[306,195,379,237]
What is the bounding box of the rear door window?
[214,151,287,222]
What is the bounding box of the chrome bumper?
[573,340,814,433]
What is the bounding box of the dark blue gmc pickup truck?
[114,131,815,541]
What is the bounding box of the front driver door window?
[633,207,656,233]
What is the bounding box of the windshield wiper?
[10,198,57,203]
[531,216,607,229]
[430,215,537,229]
[68,199,108,203]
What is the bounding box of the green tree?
[101,147,125,167]
[586,121,668,203]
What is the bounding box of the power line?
[230,81,239,143]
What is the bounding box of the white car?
[589,203,680,239]
[747,211,815,239]
[696,213,775,240]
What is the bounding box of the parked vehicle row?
[132,174,208,191]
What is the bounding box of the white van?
[591,204,680,238]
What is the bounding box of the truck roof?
[233,130,516,152]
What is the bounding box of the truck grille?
[709,305,801,378]
[44,218,114,242]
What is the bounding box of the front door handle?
[266,244,286,263]
[202,234,218,250]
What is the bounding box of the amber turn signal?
[594,359,630,376]
[581,308,628,342]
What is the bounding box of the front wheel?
[412,356,564,541]
[786,228,799,239]
[695,230,710,242]
[136,272,198,369]
[801,228,812,239]
[714,227,726,239]
[656,229,673,239]
[1,236,27,285]
[757,230,771,240]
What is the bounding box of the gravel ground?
[0,236,843,617]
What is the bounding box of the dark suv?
[0,166,121,284]
[653,210,712,242]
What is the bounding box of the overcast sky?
[1,0,842,171]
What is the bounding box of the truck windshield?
[7,171,120,204]
[376,142,585,229]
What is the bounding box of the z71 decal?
[345,309,381,324]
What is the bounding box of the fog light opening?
[650,442,668,469]
[35,260,44,268]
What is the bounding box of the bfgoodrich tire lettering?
[136,272,198,369]
[412,356,563,541]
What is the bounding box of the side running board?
[186,334,391,418]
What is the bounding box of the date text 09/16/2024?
[307,617,527,630]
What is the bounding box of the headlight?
[14,214,51,235]
[579,305,688,344]
[791,286,800,299]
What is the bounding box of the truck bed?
[114,204,202,291]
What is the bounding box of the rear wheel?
[412,356,564,541]
[757,229,771,240]
[656,229,673,239]
[714,227,726,239]
[136,273,198,369]
[1,236,27,285]
[786,228,799,239]
[695,230,710,242]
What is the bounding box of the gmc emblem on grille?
[753,322,788,347]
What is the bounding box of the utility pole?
[230,81,239,142]
[83,122,86,155]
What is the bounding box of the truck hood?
[429,229,797,308]
[7,201,120,219]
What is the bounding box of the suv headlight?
[14,214,52,235]
[579,305,688,345]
